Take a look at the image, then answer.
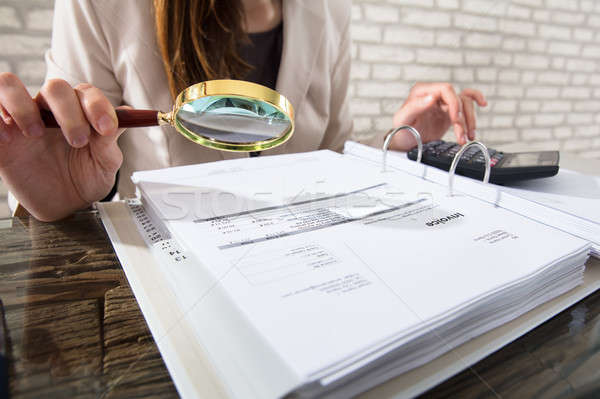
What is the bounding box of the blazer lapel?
[271,0,326,155]
[277,1,325,111]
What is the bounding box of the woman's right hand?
[0,73,126,221]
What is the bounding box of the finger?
[0,104,13,125]
[439,85,461,126]
[0,104,18,144]
[454,103,468,145]
[36,79,91,148]
[436,85,467,144]
[462,96,476,141]
[390,95,437,149]
[461,88,487,107]
[0,118,15,144]
[91,105,130,145]
[88,105,129,174]
[75,83,117,137]
[0,72,45,138]
[414,83,462,125]
[392,95,436,127]
[411,82,470,142]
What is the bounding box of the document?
[129,149,590,398]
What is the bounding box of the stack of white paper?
[130,149,590,398]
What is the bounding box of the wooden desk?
[0,211,599,398]
[0,212,177,398]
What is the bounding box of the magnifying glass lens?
[176,96,291,144]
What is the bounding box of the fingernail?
[71,134,89,147]
[28,123,45,138]
[97,114,116,135]
[0,107,11,124]
[0,130,11,144]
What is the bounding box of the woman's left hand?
[389,83,487,151]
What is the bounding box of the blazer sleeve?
[44,0,123,107]
[318,12,353,153]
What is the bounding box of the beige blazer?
[45,0,379,197]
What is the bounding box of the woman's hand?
[0,73,125,221]
[389,82,487,151]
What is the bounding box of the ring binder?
[382,126,423,172]
[448,141,491,196]
[100,145,597,399]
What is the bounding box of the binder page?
[132,150,589,383]
[500,169,600,225]
[344,141,600,257]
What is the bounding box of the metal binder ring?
[448,141,491,196]
[382,126,423,172]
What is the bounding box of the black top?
[238,22,284,158]
[238,22,284,90]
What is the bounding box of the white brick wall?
[1,0,599,159]
[0,0,53,218]
[0,0,53,94]
[352,0,600,159]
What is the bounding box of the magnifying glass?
[40,79,294,152]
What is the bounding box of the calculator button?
[412,140,511,171]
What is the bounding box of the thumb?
[88,105,131,173]
[94,105,131,144]
[393,95,435,127]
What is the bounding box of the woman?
[0,0,486,221]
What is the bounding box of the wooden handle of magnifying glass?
[40,108,160,129]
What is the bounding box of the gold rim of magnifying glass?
[166,79,295,152]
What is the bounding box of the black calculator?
[407,140,559,184]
